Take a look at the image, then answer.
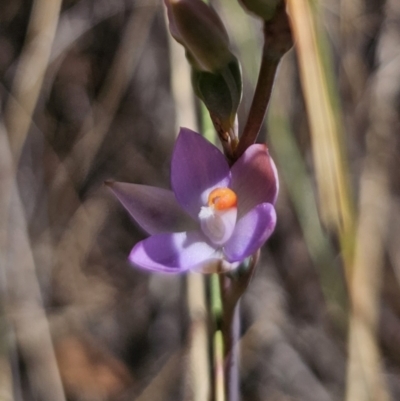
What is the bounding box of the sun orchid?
[108,128,278,274]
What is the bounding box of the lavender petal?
[231,144,279,217]
[129,231,217,273]
[224,203,276,262]
[171,128,231,218]
[107,181,195,235]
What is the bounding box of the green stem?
[210,273,225,401]
[214,330,225,401]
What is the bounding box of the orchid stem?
[211,274,223,320]
[220,286,240,401]
[219,251,260,401]
[210,273,225,401]
[235,2,293,160]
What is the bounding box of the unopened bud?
[192,58,242,140]
[238,0,280,21]
[165,0,233,72]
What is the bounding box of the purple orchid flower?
[108,128,278,274]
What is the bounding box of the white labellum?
[198,206,237,245]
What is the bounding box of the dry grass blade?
[135,351,183,401]
[0,2,69,387]
[0,123,15,401]
[50,0,129,63]
[51,196,110,308]
[345,0,400,399]
[183,298,211,401]
[339,0,367,103]
[286,0,355,278]
[389,202,400,289]
[45,3,159,275]
[268,56,347,324]
[213,330,225,401]
[0,359,13,401]
[62,2,159,186]
[0,124,66,401]
[4,0,62,164]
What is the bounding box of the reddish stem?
[220,250,260,400]
[234,3,293,160]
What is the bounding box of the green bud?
[238,0,280,21]
[165,0,233,72]
[191,58,242,137]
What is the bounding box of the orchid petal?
[107,181,195,234]
[231,144,278,217]
[224,203,276,262]
[171,128,230,218]
[129,231,217,273]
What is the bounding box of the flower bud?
[238,0,280,21]
[165,0,233,72]
[191,58,242,138]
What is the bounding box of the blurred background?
[1,0,400,400]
